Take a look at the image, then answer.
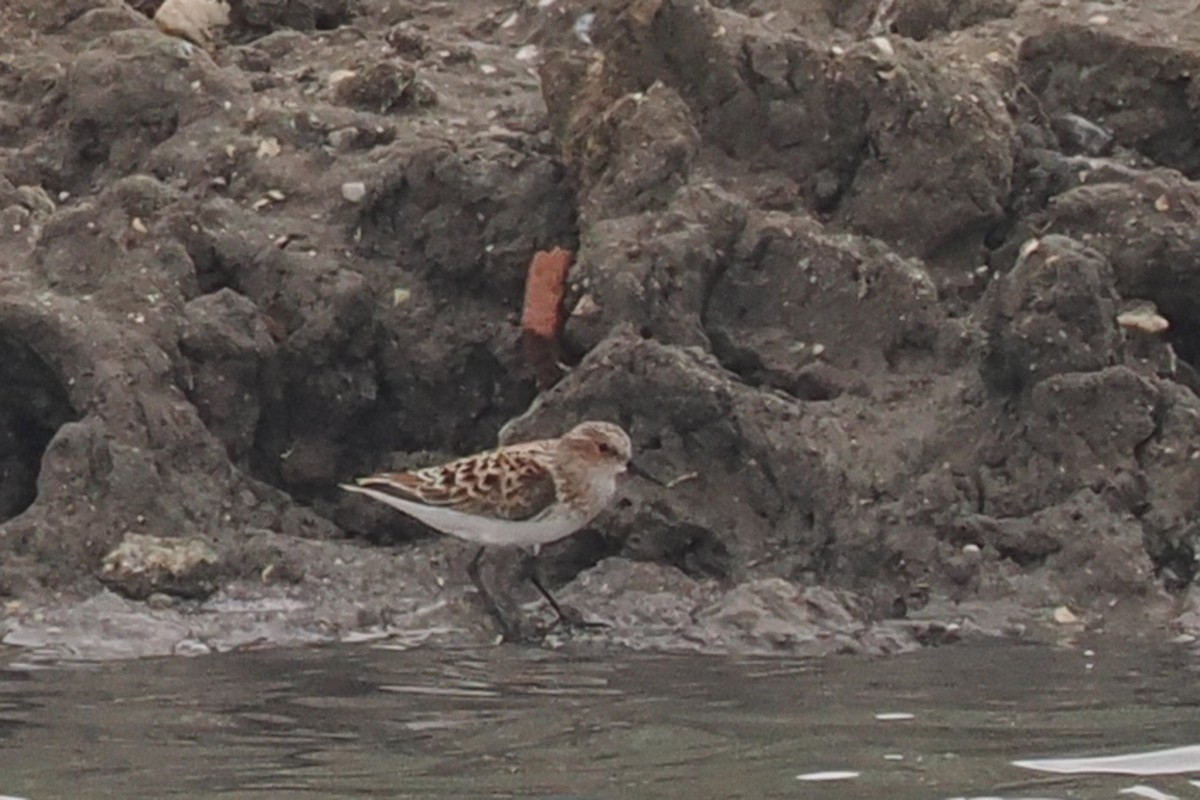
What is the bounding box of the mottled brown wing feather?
[380,447,559,521]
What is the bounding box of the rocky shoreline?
[2,0,1200,660]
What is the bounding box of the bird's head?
[560,420,633,475]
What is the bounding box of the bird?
[340,420,633,640]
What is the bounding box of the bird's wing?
[352,444,560,522]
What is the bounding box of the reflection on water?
[0,639,1198,799]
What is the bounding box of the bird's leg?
[528,569,573,623]
[466,547,541,643]
[466,546,520,641]
[526,554,608,631]
[467,546,486,581]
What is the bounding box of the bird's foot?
[548,604,610,632]
[497,615,551,644]
[495,610,607,643]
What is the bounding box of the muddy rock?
[555,558,915,656]
[0,535,506,661]
[706,212,945,398]
[100,532,220,600]
[561,183,746,353]
[560,558,717,633]
[967,366,1159,525]
[833,36,1014,263]
[179,288,276,463]
[2,0,134,34]
[23,28,237,193]
[1050,114,1115,157]
[561,0,1015,261]
[1026,367,1158,485]
[1037,492,1158,602]
[106,172,186,220]
[355,142,576,302]
[880,0,1017,40]
[546,65,701,221]
[1020,22,1200,176]
[330,61,435,114]
[690,579,912,655]
[29,201,191,358]
[1136,382,1200,588]
[0,279,337,592]
[1004,170,1200,365]
[226,0,354,36]
[980,235,1122,393]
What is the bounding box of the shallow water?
[0,638,1198,799]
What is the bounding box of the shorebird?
[341,420,633,639]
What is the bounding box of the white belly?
[342,485,592,547]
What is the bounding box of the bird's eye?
[597,441,616,456]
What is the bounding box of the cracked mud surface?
[2,0,1200,660]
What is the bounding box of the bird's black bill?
[627,460,667,487]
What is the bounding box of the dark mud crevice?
[1018,25,1200,178]
[1132,393,1169,471]
[67,119,110,178]
[1152,536,1196,592]
[1163,313,1200,369]
[353,147,579,304]
[125,0,165,18]
[0,336,80,522]
[879,0,1018,41]
[995,544,1052,569]
[814,133,872,218]
[705,333,778,394]
[224,0,357,42]
[797,509,837,577]
[535,528,624,587]
[174,222,252,298]
[622,513,733,580]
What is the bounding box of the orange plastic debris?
[521,247,572,389]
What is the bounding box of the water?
[0,638,1198,799]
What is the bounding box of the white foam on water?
[795,771,860,781]
[1117,785,1178,800]
[1014,745,1200,776]
[875,712,916,721]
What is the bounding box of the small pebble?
[1053,606,1079,624]
[1118,309,1169,335]
[574,12,595,43]
[869,36,895,59]
[256,137,281,158]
